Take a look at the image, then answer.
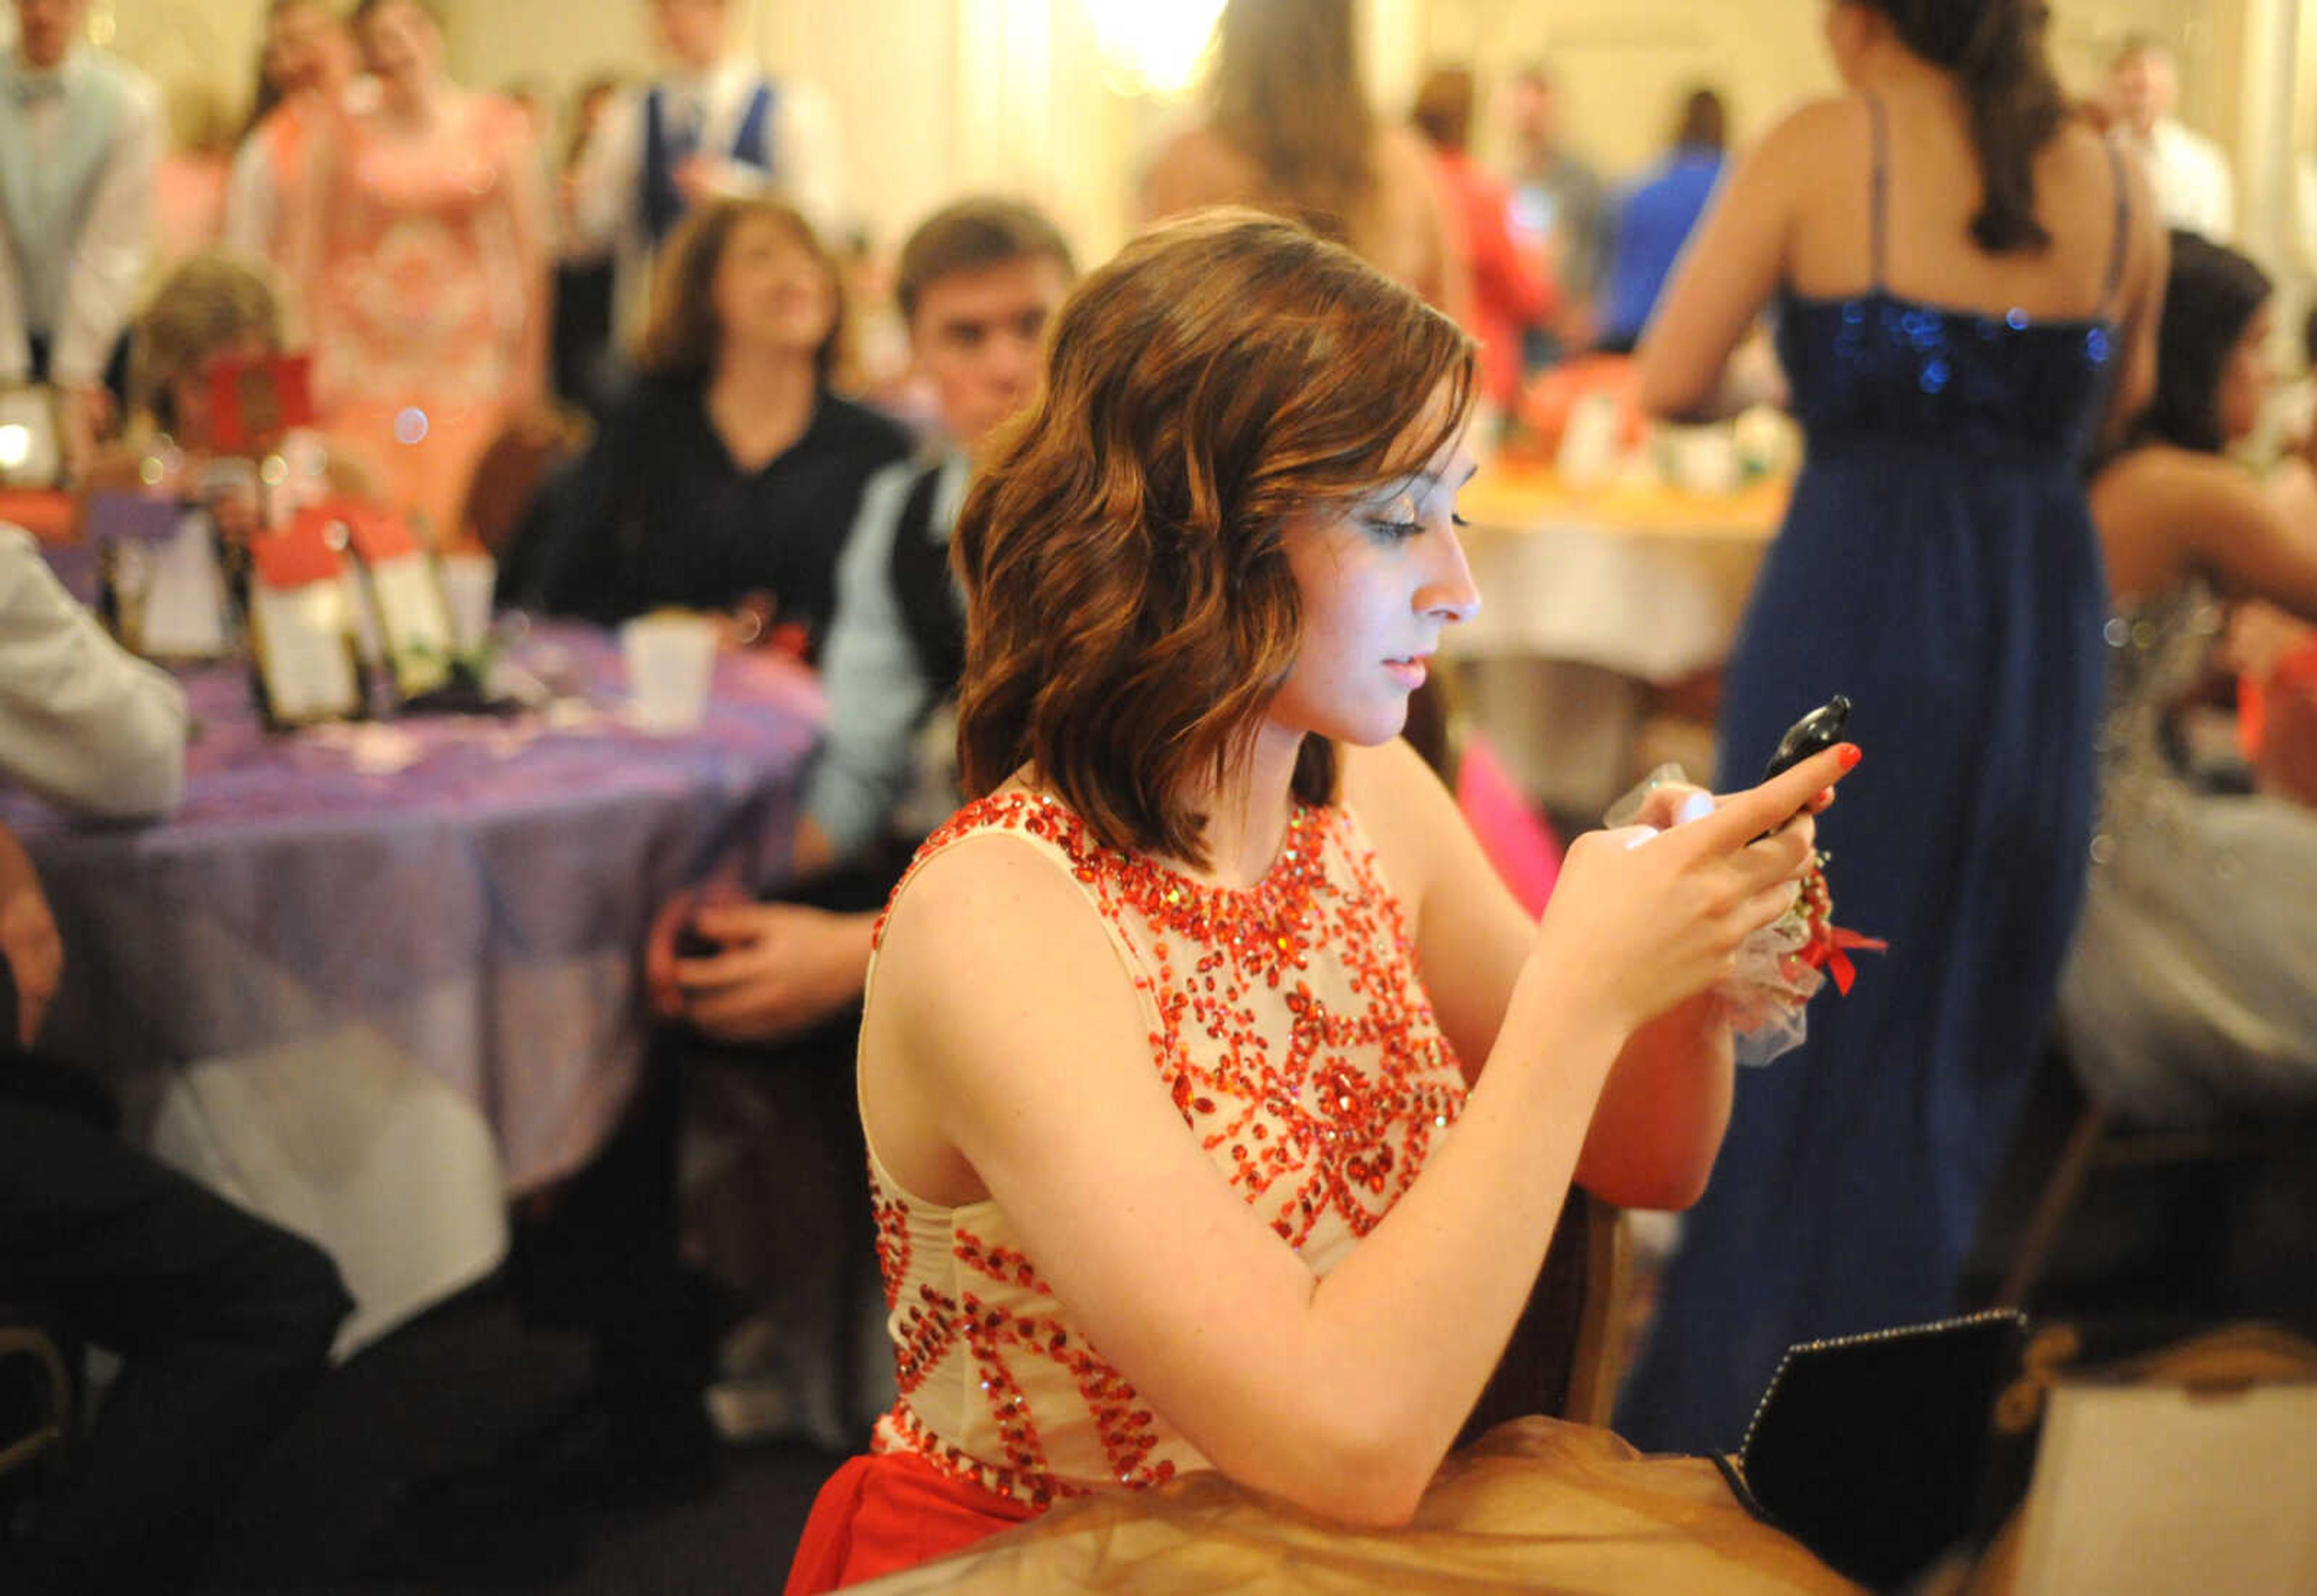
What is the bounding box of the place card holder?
[246,511,368,729]
[87,491,235,660]
[308,501,454,701]
[205,352,314,457]
[0,386,61,489]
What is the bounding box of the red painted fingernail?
[1836,743,1861,770]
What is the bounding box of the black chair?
[1457,1186,1627,1442]
[1975,1041,2317,1321]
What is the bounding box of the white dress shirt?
[2135,118,2235,242]
[0,525,186,821]
[566,57,848,342]
[0,46,160,389]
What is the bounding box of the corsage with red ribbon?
[1607,766,1884,1066]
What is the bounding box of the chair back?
[0,1316,72,1542]
[1457,1186,1627,1443]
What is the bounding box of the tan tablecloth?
[852,1416,1860,1595]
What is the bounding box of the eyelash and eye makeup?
[1363,513,1470,542]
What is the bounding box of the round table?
[2,624,824,1351]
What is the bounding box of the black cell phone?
[1763,695,1852,781]
[673,923,720,960]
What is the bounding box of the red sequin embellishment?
[866,792,1466,1507]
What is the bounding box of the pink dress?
[308,95,541,546]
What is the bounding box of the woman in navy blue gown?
[1615,0,2166,1452]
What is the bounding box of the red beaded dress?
[785,789,1470,1592]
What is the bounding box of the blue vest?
[639,78,775,246]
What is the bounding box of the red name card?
[206,352,316,454]
[253,506,351,590]
[310,499,420,565]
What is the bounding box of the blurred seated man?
[1,829,351,1596]
[544,200,1075,1469]
[0,516,185,821]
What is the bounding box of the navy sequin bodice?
[1775,288,2115,465]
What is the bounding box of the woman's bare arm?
[868,752,1843,1524]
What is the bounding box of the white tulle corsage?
[1607,765,1884,1067]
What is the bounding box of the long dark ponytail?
[1863,0,2068,253]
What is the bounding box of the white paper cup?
[1662,425,1741,495]
[439,553,497,652]
[621,612,719,733]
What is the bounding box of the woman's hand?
[1528,745,1856,1037]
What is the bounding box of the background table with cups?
[1448,462,1786,821]
[10,535,824,1353]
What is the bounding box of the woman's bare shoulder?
[1755,95,1869,159]
[1373,121,1437,180]
[2091,445,2255,583]
[1143,121,1259,217]
[876,815,1129,989]
[2096,444,2239,504]
[882,821,1078,947]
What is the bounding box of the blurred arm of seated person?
[0,820,62,1049]
[645,889,877,1046]
[2234,458,2317,806]
[0,524,186,821]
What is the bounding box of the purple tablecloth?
[4,624,824,1194]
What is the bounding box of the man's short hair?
[895,199,1076,324]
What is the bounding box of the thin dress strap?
[1866,95,1889,291]
[2099,134,2131,318]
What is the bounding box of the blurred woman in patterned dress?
[297,0,546,547]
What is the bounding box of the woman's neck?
[1181,723,1306,888]
[705,348,817,466]
[377,71,442,128]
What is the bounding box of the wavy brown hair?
[953,209,1476,867]
[1209,0,1376,244]
[131,253,283,436]
[636,197,846,384]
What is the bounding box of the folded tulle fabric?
[843,1417,1861,1594]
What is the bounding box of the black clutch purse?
[1714,1308,2028,1591]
